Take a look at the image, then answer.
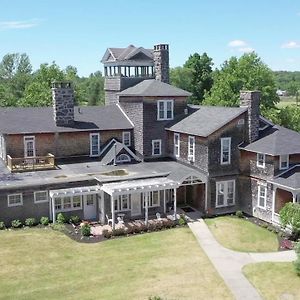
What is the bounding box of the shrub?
[25,218,36,227]
[69,215,81,225]
[112,227,126,237]
[280,202,300,239]
[81,223,91,237]
[294,242,300,276]
[56,213,66,224]
[148,296,163,300]
[0,222,6,230]
[236,210,243,218]
[11,219,22,228]
[51,223,66,232]
[102,229,112,239]
[178,214,187,226]
[40,216,50,226]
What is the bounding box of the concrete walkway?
[188,219,296,300]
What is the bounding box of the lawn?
[0,227,233,300]
[276,96,299,109]
[205,216,278,252]
[243,262,300,300]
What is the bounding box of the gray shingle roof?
[0,105,133,134]
[269,166,300,190]
[167,105,247,137]
[242,125,300,155]
[118,79,192,97]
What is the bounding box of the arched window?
[116,154,131,163]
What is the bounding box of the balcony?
[7,153,56,172]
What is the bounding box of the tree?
[183,53,213,104]
[170,66,193,93]
[279,202,300,239]
[204,52,279,110]
[85,71,105,105]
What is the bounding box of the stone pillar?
[52,81,74,126]
[240,91,261,143]
[153,44,169,83]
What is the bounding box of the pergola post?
[292,192,296,203]
[51,196,56,223]
[145,192,149,226]
[163,189,166,214]
[173,188,177,220]
[111,194,115,230]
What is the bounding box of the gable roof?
[241,125,300,155]
[167,105,247,137]
[0,105,133,134]
[118,79,192,97]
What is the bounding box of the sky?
[1,0,300,76]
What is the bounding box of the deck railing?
[7,153,55,172]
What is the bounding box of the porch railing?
[7,153,55,172]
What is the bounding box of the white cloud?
[238,47,255,53]
[0,19,39,30]
[228,40,247,47]
[281,41,300,49]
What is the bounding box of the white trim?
[157,100,174,121]
[143,190,160,208]
[215,180,235,208]
[89,133,100,157]
[257,153,265,168]
[114,194,132,212]
[24,135,36,158]
[7,193,23,207]
[220,137,231,165]
[116,103,134,127]
[279,154,289,170]
[257,184,267,209]
[152,139,162,156]
[34,191,49,203]
[174,133,180,158]
[122,131,131,147]
[188,136,195,162]
[116,154,131,163]
[54,195,82,212]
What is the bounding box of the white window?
[122,131,131,147]
[8,193,23,207]
[174,133,180,157]
[157,100,174,121]
[279,155,289,170]
[216,180,235,207]
[221,137,231,165]
[73,196,82,208]
[258,184,267,209]
[90,133,100,157]
[257,153,265,168]
[116,154,131,163]
[152,140,161,156]
[143,191,160,208]
[54,196,82,212]
[114,194,131,212]
[34,191,48,203]
[188,136,195,162]
[24,136,36,158]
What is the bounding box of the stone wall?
[153,44,169,83]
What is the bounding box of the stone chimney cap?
[51,81,72,89]
[154,44,169,50]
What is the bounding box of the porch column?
[292,192,297,203]
[51,196,56,223]
[173,188,177,220]
[271,186,277,222]
[163,189,166,214]
[145,192,149,226]
[111,194,115,230]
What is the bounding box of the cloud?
[228,40,247,47]
[238,47,255,53]
[0,19,40,30]
[281,41,300,49]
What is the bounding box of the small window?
[221,137,231,165]
[143,191,160,208]
[122,132,131,147]
[157,100,174,121]
[152,140,161,156]
[86,195,95,206]
[188,136,195,162]
[55,198,62,210]
[114,194,131,212]
[279,155,289,170]
[34,191,48,203]
[8,193,23,207]
[258,185,267,209]
[73,196,82,208]
[216,180,235,208]
[174,133,180,157]
[257,153,265,168]
[116,154,131,163]
[63,197,72,210]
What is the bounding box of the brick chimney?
[240,91,260,143]
[52,81,75,126]
[153,44,169,83]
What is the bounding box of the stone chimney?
[240,91,261,143]
[52,81,75,126]
[153,44,169,83]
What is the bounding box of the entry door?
[131,193,141,216]
[24,136,36,158]
[84,194,97,220]
[90,133,100,157]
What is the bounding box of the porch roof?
[49,185,101,198]
[269,165,300,191]
[101,177,179,196]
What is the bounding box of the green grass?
[243,262,300,300]
[205,216,278,252]
[276,96,299,109]
[0,227,233,300]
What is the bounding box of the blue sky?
[1,0,300,76]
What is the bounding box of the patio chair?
[156,212,162,221]
[106,214,113,226]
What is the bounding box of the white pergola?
[101,177,179,229]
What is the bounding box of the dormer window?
[157,100,174,121]
[257,153,265,168]
[279,155,289,170]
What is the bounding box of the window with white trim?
[220,137,231,165]
[257,184,267,209]
[34,191,48,203]
[54,195,82,212]
[152,139,161,156]
[122,131,131,147]
[8,193,23,207]
[114,194,131,212]
[188,136,195,162]
[143,191,160,208]
[257,153,265,168]
[279,154,289,170]
[157,100,174,121]
[116,154,131,163]
[174,133,180,157]
[216,180,235,207]
[90,133,100,157]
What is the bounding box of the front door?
[131,193,141,216]
[84,194,97,220]
[24,136,36,158]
